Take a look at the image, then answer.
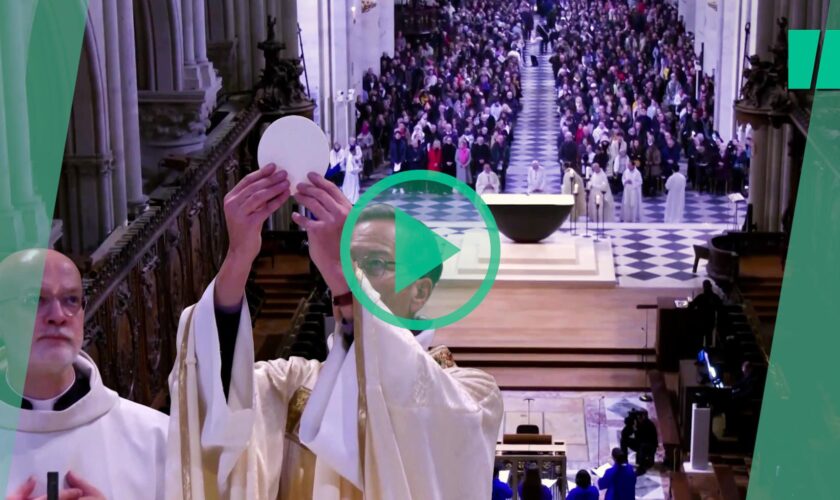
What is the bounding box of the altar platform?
[439,230,617,288]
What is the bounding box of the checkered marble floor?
[603,223,728,288]
[349,188,727,287]
[508,39,561,174]
[504,391,669,500]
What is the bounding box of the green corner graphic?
[0,0,88,493]
[748,2,840,498]
[340,170,500,331]
[394,206,460,293]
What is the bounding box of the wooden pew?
[714,465,741,500]
[649,370,681,469]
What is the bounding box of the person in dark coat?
[389,130,407,171]
[441,135,457,177]
[470,135,492,183]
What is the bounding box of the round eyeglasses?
[355,257,396,279]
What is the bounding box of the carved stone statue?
[255,15,309,111]
[737,17,791,111]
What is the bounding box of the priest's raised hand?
[214,163,291,310]
[0,250,168,500]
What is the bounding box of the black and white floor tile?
[507,39,562,174]
[603,223,726,288]
[349,186,726,287]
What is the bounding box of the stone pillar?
[60,156,116,254]
[765,127,783,231]
[139,0,221,177]
[0,67,26,251]
[714,0,741,140]
[183,0,217,90]
[104,0,128,226]
[118,0,148,216]
[182,0,196,66]
[207,0,239,92]
[250,0,267,86]
[807,0,824,29]
[0,0,48,246]
[235,0,253,89]
[779,124,793,220]
[755,0,776,59]
[379,0,395,58]
[282,0,300,58]
[748,127,766,229]
[194,0,209,63]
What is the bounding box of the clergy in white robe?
[327,143,347,186]
[527,161,547,193]
[587,163,615,223]
[476,164,501,194]
[621,164,644,222]
[561,166,586,220]
[0,249,167,499]
[342,140,363,204]
[165,167,503,500]
[664,171,686,223]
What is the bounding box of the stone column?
[0,0,47,245]
[715,0,741,140]
[779,125,793,220]
[224,0,236,39]
[235,0,253,89]
[118,0,148,216]
[182,0,196,66]
[193,0,208,63]
[139,0,221,174]
[748,127,767,229]
[765,127,783,231]
[104,0,128,226]
[379,0,395,58]
[60,156,116,254]
[282,0,300,58]
[0,64,26,251]
[250,0,267,85]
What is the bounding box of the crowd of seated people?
[353,0,525,194]
[534,0,749,202]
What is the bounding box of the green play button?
[394,207,461,293]
[340,170,501,331]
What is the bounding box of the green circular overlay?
[340,170,501,330]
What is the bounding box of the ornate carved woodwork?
[81,105,262,410]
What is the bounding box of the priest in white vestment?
[587,163,615,223]
[561,164,586,220]
[0,249,168,499]
[476,163,501,194]
[165,165,503,500]
[621,163,644,222]
[527,160,547,193]
[664,171,686,223]
[342,138,363,204]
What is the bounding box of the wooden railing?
[81,105,263,409]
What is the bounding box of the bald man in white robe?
[0,250,167,500]
[165,165,503,499]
